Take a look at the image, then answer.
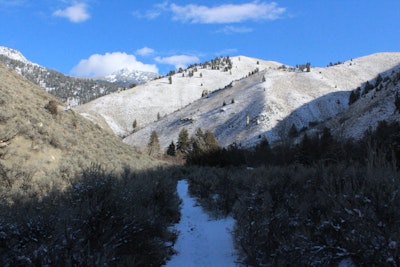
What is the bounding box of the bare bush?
[187,164,400,266]
[0,166,181,266]
[45,100,58,116]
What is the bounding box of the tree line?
[184,121,400,266]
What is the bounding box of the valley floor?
[165,180,238,267]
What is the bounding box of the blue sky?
[1,0,399,76]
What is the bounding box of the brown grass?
[0,62,162,199]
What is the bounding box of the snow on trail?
[165,180,238,267]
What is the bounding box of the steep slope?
[76,56,282,137]
[0,46,34,65]
[0,46,125,105]
[321,65,400,140]
[0,62,159,194]
[123,53,400,150]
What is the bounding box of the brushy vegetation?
[44,99,58,116]
[0,62,159,194]
[0,62,183,266]
[184,121,400,266]
[2,58,400,266]
[187,164,399,266]
[0,165,182,266]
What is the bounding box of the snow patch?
[0,46,38,66]
[165,180,238,267]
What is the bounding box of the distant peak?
[0,46,37,66]
[101,67,159,85]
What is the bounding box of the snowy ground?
[165,180,357,267]
[165,180,238,267]
[123,52,400,150]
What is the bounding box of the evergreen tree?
[148,130,160,156]
[395,92,400,113]
[253,135,271,165]
[375,74,383,87]
[195,127,204,139]
[177,128,190,155]
[166,141,176,156]
[168,76,172,84]
[186,129,220,166]
[195,128,205,145]
[363,81,373,95]
[349,87,361,105]
[288,123,299,138]
[190,128,205,153]
[319,127,335,160]
[296,134,314,165]
[203,130,220,152]
[306,62,311,72]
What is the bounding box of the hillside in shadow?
[269,63,400,144]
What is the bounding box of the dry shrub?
[0,166,181,266]
[45,100,58,116]
[187,164,400,266]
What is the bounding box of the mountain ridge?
[101,67,159,86]
[3,45,399,152]
[0,46,156,105]
[0,46,36,65]
[75,52,400,151]
[76,55,282,137]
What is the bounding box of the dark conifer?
[166,141,176,156]
[177,128,190,155]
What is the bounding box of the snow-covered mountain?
[75,53,400,150]
[75,56,278,137]
[0,46,36,65]
[0,46,125,105]
[321,64,400,140]
[100,67,159,86]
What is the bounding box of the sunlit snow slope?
[123,53,400,150]
[75,56,281,137]
[74,53,400,150]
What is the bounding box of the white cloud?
[53,2,90,23]
[136,47,155,56]
[71,52,159,77]
[132,2,168,20]
[155,55,200,70]
[217,26,254,34]
[170,1,285,24]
